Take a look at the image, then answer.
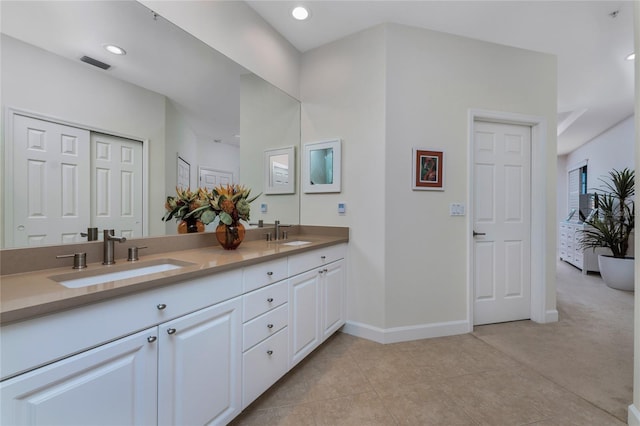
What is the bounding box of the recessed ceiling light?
[291,6,310,21]
[626,52,635,61]
[103,44,126,55]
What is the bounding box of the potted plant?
[162,187,216,233]
[579,168,635,291]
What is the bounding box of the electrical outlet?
[260,203,267,213]
[338,202,346,214]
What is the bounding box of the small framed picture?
[412,148,444,191]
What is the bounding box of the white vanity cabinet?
[241,260,290,409]
[288,244,346,367]
[1,271,243,426]
[157,296,242,426]
[559,221,605,274]
[1,327,159,426]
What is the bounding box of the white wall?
[630,3,639,425]
[301,23,557,339]
[1,34,167,238]
[300,25,388,330]
[138,0,300,100]
[384,23,557,329]
[563,115,634,206]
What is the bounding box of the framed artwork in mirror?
[303,139,341,193]
[264,146,295,194]
[412,148,444,191]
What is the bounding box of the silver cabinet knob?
[167,328,177,335]
[267,271,273,276]
[157,304,167,310]
[267,323,274,329]
[266,350,273,356]
[321,255,326,260]
[323,268,328,273]
[318,270,324,274]
[147,336,157,343]
[267,298,274,303]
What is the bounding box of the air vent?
[80,56,111,70]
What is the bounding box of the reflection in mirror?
[0,0,300,248]
[303,139,342,193]
[264,147,295,195]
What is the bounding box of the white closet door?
[11,114,90,247]
[91,133,143,239]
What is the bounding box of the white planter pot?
[597,255,634,292]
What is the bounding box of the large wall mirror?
[0,0,300,249]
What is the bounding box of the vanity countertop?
[0,232,348,324]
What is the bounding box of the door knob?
[473,231,486,237]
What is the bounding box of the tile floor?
[232,262,630,426]
[231,331,624,425]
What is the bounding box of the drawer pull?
[321,255,326,260]
[318,270,324,274]
[147,336,157,343]
[157,303,167,310]
[267,323,274,329]
[323,268,328,273]
[167,328,177,335]
[267,350,274,356]
[267,297,274,303]
[267,271,273,276]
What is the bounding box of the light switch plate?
[450,203,465,216]
[338,202,346,214]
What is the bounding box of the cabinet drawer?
[242,328,288,409]
[288,244,346,276]
[243,280,288,322]
[1,270,242,381]
[243,258,288,293]
[243,303,288,351]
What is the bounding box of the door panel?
[91,133,143,239]
[11,115,90,247]
[473,121,531,325]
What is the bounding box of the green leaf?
[219,212,232,225]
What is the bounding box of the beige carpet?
[473,260,634,422]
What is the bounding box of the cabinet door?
[321,259,346,340]
[1,328,157,426]
[158,297,242,426]
[289,269,320,367]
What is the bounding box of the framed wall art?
[412,148,444,191]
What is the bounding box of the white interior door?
[473,121,531,325]
[199,167,234,190]
[91,133,143,239]
[10,114,90,247]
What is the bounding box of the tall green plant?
[579,168,635,258]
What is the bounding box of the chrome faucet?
[274,220,280,241]
[103,229,126,265]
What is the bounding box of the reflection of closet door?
[91,133,143,239]
[198,167,234,190]
[11,114,90,247]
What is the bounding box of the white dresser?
[559,221,603,274]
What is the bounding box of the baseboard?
[545,309,559,323]
[342,320,470,344]
[629,404,640,426]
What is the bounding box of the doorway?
[467,109,553,327]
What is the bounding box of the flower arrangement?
[162,184,259,226]
[162,187,212,224]
[204,184,260,226]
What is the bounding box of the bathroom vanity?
[0,228,348,425]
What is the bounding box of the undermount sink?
[280,240,312,246]
[50,259,194,289]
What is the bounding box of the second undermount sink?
[50,259,195,289]
[280,240,312,246]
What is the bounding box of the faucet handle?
[57,253,87,269]
[127,246,148,262]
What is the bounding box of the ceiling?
[247,0,635,155]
